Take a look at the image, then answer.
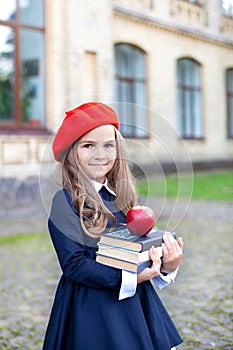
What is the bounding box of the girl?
[43,102,184,350]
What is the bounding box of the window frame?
[226,68,233,139]
[0,1,46,132]
[114,43,148,139]
[176,57,204,140]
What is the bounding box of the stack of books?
[96,227,176,273]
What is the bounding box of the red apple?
[126,205,156,236]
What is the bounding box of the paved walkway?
[0,185,232,349]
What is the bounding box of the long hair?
[61,127,137,237]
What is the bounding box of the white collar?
[91,179,116,196]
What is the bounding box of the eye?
[83,143,93,149]
[104,143,116,149]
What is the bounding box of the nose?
[93,145,107,160]
[94,153,106,160]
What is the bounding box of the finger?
[150,251,162,271]
[163,233,171,248]
[166,232,178,245]
[149,246,161,263]
[177,237,184,250]
[163,233,176,255]
[170,237,183,255]
[162,242,168,258]
[151,246,160,258]
[166,233,182,254]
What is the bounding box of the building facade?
[0,0,233,178]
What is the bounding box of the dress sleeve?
[119,270,137,300]
[152,268,178,290]
[48,190,122,290]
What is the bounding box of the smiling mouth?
[89,164,108,167]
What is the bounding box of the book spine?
[98,242,141,253]
[140,236,163,251]
[96,255,138,272]
[139,231,176,252]
[100,238,141,252]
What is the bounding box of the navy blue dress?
[42,188,183,350]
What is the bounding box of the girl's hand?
[160,233,184,274]
[137,246,162,284]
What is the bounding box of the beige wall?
[112,0,233,164]
[45,0,115,132]
[0,135,53,178]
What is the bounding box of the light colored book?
[97,244,162,264]
[96,247,162,273]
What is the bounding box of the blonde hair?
[61,128,137,237]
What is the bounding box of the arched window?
[0,1,45,129]
[226,68,233,138]
[177,58,203,138]
[114,43,148,138]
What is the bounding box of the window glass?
[20,29,45,126]
[0,1,16,21]
[135,49,145,79]
[177,89,183,135]
[0,25,15,121]
[227,69,233,90]
[177,58,203,138]
[184,90,192,136]
[118,45,133,78]
[135,82,147,137]
[193,91,202,137]
[177,60,184,85]
[221,0,233,16]
[226,68,233,137]
[229,98,233,135]
[183,59,191,86]
[0,0,45,128]
[119,81,133,136]
[191,61,200,88]
[19,0,44,26]
[114,44,148,137]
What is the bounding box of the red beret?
[52,102,119,162]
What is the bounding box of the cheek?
[77,149,89,164]
[108,148,117,160]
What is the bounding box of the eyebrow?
[78,139,116,144]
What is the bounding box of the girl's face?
[77,124,117,183]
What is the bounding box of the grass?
[0,232,47,245]
[136,171,233,201]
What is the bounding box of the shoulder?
[51,189,77,211]
[50,189,78,221]
[52,189,71,205]
[49,189,85,244]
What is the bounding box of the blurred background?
[0,1,233,349]
[0,0,233,176]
